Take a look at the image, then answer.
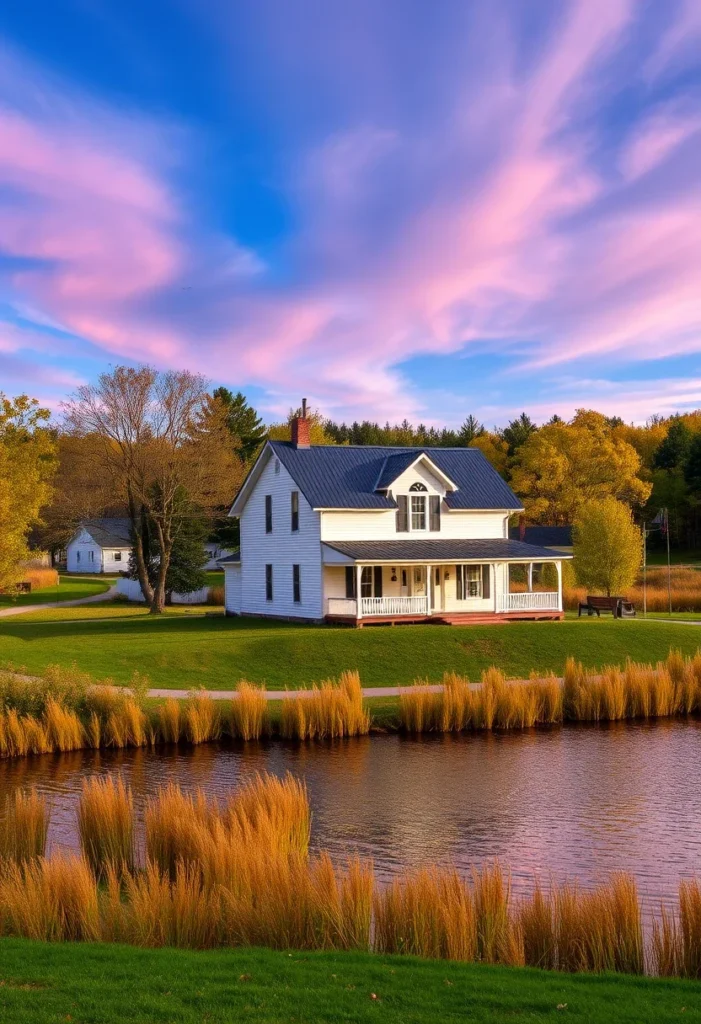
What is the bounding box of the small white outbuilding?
[66,518,132,574]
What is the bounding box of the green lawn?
[0,940,699,1024]
[0,574,112,609]
[2,612,701,689]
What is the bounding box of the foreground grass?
[0,940,699,1024]
[3,614,701,689]
[0,575,112,609]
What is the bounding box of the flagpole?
[642,522,647,619]
[666,509,672,617]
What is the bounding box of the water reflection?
[1,720,700,905]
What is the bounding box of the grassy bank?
[2,940,699,1024]
[3,613,701,688]
[0,575,112,609]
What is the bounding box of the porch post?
[356,563,363,621]
[527,563,533,591]
[555,561,563,612]
[425,565,431,616]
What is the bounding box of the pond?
[2,720,700,906]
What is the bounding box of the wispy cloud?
[1,1,701,424]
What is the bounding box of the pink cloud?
[2,0,701,426]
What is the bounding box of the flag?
[652,508,668,535]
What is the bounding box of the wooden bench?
[578,595,635,618]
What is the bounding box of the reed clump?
[0,854,100,942]
[230,682,269,740]
[184,692,221,744]
[281,672,369,740]
[78,777,135,879]
[0,790,48,863]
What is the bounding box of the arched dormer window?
[409,483,428,529]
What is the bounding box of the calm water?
[2,721,700,905]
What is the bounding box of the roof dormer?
[374,451,458,494]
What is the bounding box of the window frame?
[293,564,301,604]
[265,495,273,534]
[291,491,299,532]
[265,563,273,601]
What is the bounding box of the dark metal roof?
[322,539,569,562]
[270,442,522,511]
[509,526,573,547]
[218,551,241,565]
[81,518,132,548]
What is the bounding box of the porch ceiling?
[322,539,571,564]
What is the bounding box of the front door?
[411,566,427,597]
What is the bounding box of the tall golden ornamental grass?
[78,777,135,878]
[231,682,269,740]
[400,652,701,734]
[281,671,370,740]
[0,790,48,863]
[1,780,701,979]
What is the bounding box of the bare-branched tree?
[64,366,242,613]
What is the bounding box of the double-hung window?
[291,491,299,532]
[265,495,273,534]
[456,565,491,600]
[265,564,273,601]
[293,564,301,603]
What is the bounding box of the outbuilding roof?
[267,442,522,511]
[80,518,132,548]
[322,538,570,563]
[509,525,573,548]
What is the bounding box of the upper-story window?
[265,495,273,534]
[410,482,427,530]
[291,491,299,532]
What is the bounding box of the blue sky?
[0,0,700,426]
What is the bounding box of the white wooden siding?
[224,564,242,614]
[320,462,508,542]
[321,509,508,541]
[238,452,323,619]
[66,529,130,573]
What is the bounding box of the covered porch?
[322,539,567,626]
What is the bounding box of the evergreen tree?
[458,415,484,445]
[213,387,266,463]
[684,433,701,495]
[501,412,537,457]
[653,419,692,470]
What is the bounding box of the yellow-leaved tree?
[573,497,642,596]
[0,395,56,591]
[267,406,338,445]
[509,410,651,524]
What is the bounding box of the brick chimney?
[290,397,311,448]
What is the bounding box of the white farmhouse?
[221,405,571,625]
[66,518,132,574]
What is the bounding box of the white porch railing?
[361,595,429,617]
[496,591,560,613]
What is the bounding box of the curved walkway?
[0,584,119,619]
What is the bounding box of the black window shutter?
[396,495,408,532]
[482,564,490,599]
[345,566,356,599]
[456,565,463,600]
[429,495,441,531]
[373,565,383,598]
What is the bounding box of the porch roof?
[322,538,571,564]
